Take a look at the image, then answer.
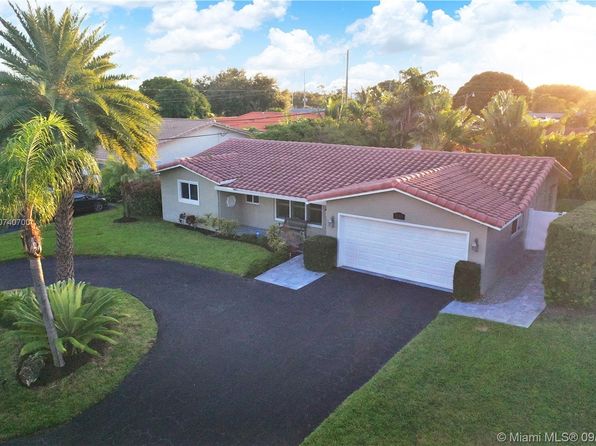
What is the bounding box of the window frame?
[307,203,323,227]
[177,179,200,205]
[245,194,260,205]
[510,214,523,238]
[275,199,290,221]
[275,199,323,227]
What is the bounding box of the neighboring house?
[215,110,323,132]
[157,139,570,293]
[95,118,248,167]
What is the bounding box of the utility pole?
[303,71,307,109]
[339,49,350,121]
[344,49,350,105]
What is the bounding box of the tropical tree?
[410,104,478,150]
[0,113,100,367]
[196,68,286,115]
[375,68,447,147]
[478,91,543,155]
[140,76,211,118]
[0,3,161,281]
[453,71,530,114]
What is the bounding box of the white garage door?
[337,214,469,290]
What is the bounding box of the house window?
[246,194,260,205]
[291,201,306,220]
[275,199,290,220]
[275,199,317,223]
[511,215,523,237]
[307,204,323,226]
[178,180,199,205]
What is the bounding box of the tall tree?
[0,3,161,281]
[479,91,543,155]
[0,113,100,367]
[410,103,478,150]
[375,68,447,147]
[140,76,211,118]
[196,68,286,116]
[453,71,530,114]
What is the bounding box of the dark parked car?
[74,192,107,215]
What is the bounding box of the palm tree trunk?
[55,187,75,281]
[22,222,65,368]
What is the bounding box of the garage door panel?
[338,214,469,290]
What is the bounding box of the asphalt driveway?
[0,257,451,446]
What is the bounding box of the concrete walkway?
[256,254,326,290]
[441,252,546,328]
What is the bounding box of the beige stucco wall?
[484,170,562,291]
[159,168,220,223]
[218,192,326,236]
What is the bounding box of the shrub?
[213,218,238,238]
[0,290,21,327]
[544,201,596,306]
[245,249,290,278]
[453,261,482,301]
[303,236,337,272]
[126,177,162,217]
[9,281,123,358]
[100,158,132,202]
[267,224,287,252]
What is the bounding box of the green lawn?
[0,288,157,441]
[0,207,272,276]
[302,310,596,446]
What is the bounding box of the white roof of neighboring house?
[529,112,564,120]
[95,118,248,163]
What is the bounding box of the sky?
[1,0,596,94]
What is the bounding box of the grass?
[556,198,586,212]
[0,207,272,276]
[302,310,596,446]
[0,287,157,441]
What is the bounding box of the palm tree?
[410,103,479,151]
[478,90,544,155]
[0,3,161,281]
[0,113,100,367]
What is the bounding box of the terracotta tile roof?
[157,139,571,229]
[215,111,323,131]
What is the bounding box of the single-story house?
[95,118,248,167]
[157,139,571,293]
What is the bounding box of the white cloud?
[328,62,398,93]
[348,0,596,91]
[146,0,289,54]
[246,28,344,77]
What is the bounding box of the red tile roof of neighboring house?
[215,111,323,131]
[157,139,571,229]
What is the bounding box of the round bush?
[303,236,337,272]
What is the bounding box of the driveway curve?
[0,256,450,446]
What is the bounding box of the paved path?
[256,255,325,290]
[441,252,545,328]
[0,257,450,446]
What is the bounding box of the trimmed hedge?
[453,261,481,301]
[126,178,162,217]
[303,236,337,272]
[245,249,290,278]
[544,201,596,307]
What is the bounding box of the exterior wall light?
[327,216,335,228]
[472,238,479,252]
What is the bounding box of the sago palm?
[0,3,161,280]
[0,113,100,367]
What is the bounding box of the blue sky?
[2,0,596,93]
